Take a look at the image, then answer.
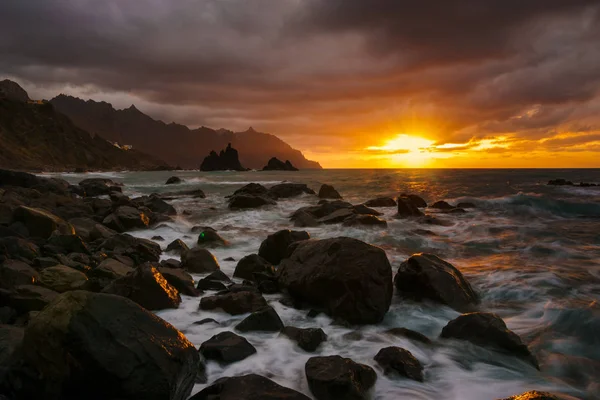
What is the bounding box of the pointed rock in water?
[430,200,455,210]
[281,326,327,352]
[235,306,284,332]
[342,214,387,227]
[0,291,199,400]
[196,227,228,248]
[394,253,478,312]
[305,355,377,400]
[374,346,424,381]
[364,197,397,207]
[352,204,382,216]
[278,237,393,324]
[262,157,299,171]
[102,264,181,311]
[200,290,267,315]
[180,247,220,273]
[196,270,231,291]
[268,183,315,199]
[158,266,199,297]
[228,194,276,209]
[165,176,182,185]
[200,143,246,171]
[231,182,269,197]
[189,374,310,400]
[258,229,310,265]
[233,254,274,281]
[166,239,189,254]
[498,391,563,400]
[199,331,256,364]
[441,312,539,369]
[396,196,424,217]
[12,206,74,239]
[400,194,428,208]
[384,327,432,345]
[318,184,342,199]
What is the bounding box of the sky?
[1,0,600,168]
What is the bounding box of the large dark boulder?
[258,229,310,265]
[318,208,354,224]
[200,143,245,171]
[158,267,199,297]
[231,183,269,197]
[12,206,74,239]
[352,204,381,216]
[498,391,563,400]
[318,184,342,199]
[180,247,220,273]
[262,157,299,171]
[396,196,424,217]
[233,254,274,281]
[45,233,89,255]
[228,194,276,209]
[200,291,267,315]
[441,312,539,369]
[547,179,573,186]
[364,197,397,207]
[96,234,161,264]
[0,324,23,383]
[394,253,478,312]
[0,169,69,194]
[400,194,427,208]
[166,239,190,254]
[1,291,198,400]
[102,264,181,310]
[196,270,231,291]
[305,355,377,400]
[2,285,59,313]
[87,258,134,291]
[0,237,39,262]
[281,326,327,352]
[384,327,432,345]
[38,265,88,293]
[190,374,310,400]
[69,217,117,242]
[342,214,387,228]
[235,306,284,332]
[199,331,256,364]
[196,227,228,248]
[131,194,176,216]
[0,260,39,289]
[291,200,353,221]
[268,183,315,199]
[103,206,150,232]
[278,237,393,324]
[374,346,424,381]
[430,200,454,210]
[165,176,182,185]
[78,178,122,197]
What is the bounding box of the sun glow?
[367,134,435,167]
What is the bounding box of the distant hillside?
[0,81,169,172]
[50,95,322,169]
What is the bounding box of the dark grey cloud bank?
[1,0,600,152]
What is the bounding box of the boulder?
[196,270,231,291]
[394,253,478,312]
[430,200,455,210]
[196,227,228,248]
[441,312,538,369]
[1,291,198,400]
[547,179,573,186]
[165,176,182,185]
[0,237,39,262]
[268,183,315,199]
[235,306,284,332]
[87,258,134,291]
[166,239,190,254]
[258,229,310,265]
[78,178,122,196]
[180,247,220,273]
[278,237,393,324]
[102,264,181,311]
[400,194,427,208]
[281,326,327,352]
[364,197,397,207]
[3,285,59,313]
[231,183,269,197]
[199,331,256,363]
[131,194,177,216]
[161,259,181,269]
[189,374,310,400]
[318,184,342,199]
[228,194,276,209]
[374,346,424,381]
[396,196,424,217]
[293,211,320,227]
[384,328,432,345]
[97,234,162,264]
[158,267,199,297]
[38,265,88,293]
[0,169,69,194]
[262,157,299,171]
[233,254,274,281]
[342,214,387,227]
[0,324,23,382]
[103,206,150,232]
[318,208,354,224]
[12,206,74,239]
[291,200,353,221]
[305,355,377,400]
[45,233,89,255]
[499,391,563,400]
[200,291,267,315]
[0,260,39,289]
[352,204,382,216]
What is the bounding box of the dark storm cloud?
[1,0,600,154]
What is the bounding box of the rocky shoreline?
[0,169,570,399]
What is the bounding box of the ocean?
[52,168,600,400]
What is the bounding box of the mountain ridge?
[50,94,322,170]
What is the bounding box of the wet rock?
[102,264,181,310]
[0,324,23,381]
[457,202,476,208]
[291,200,353,222]
[318,184,342,199]
[281,326,327,352]
[396,196,424,218]
[262,157,299,171]
[189,374,310,400]
[196,227,228,248]
[499,390,563,400]
[103,206,150,232]
[3,285,59,313]
[45,233,89,255]
[0,237,39,262]
[200,290,267,315]
[293,211,320,227]
[131,194,177,216]
[78,178,123,196]
[205,270,232,282]
[109,191,131,207]
[374,346,424,381]
[233,254,274,281]
[394,253,478,312]
[193,318,219,326]
[258,229,310,265]
[278,237,393,324]
[318,208,354,224]
[268,183,315,199]
[547,179,573,186]
[384,327,432,345]
[400,194,428,208]
[12,206,74,239]
[364,197,397,207]
[96,234,161,264]
[0,169,70,194]
[220,283,259,294]
[1,291,198,400]
[342,214,387,227]
[430,200,454,210]
[33,256,59,269]
[160,258,181,269]
[441,312,539,369]
[305,355,377,400]
[166,239,190,254]
[152,235,165,241]
[223,257,235,261]
[180,247,220,273]
[228,194,276,209]
[0,260,39,289]
[87,258,134,291]
[165,176,182,185]
[199,331,256,364]
[38,265,88,293]
[196,270,231,291]
[0,306,17,324]
[231,183,269,197]
[235,306,284,332]
[352,204,382,216]
[253,272,279,294]
[158,267,199,297]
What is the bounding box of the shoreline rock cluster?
[0,168,560,399]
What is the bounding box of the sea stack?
[262,157,299,171]
[200,143,246,171]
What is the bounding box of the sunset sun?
[367,134,435,167]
